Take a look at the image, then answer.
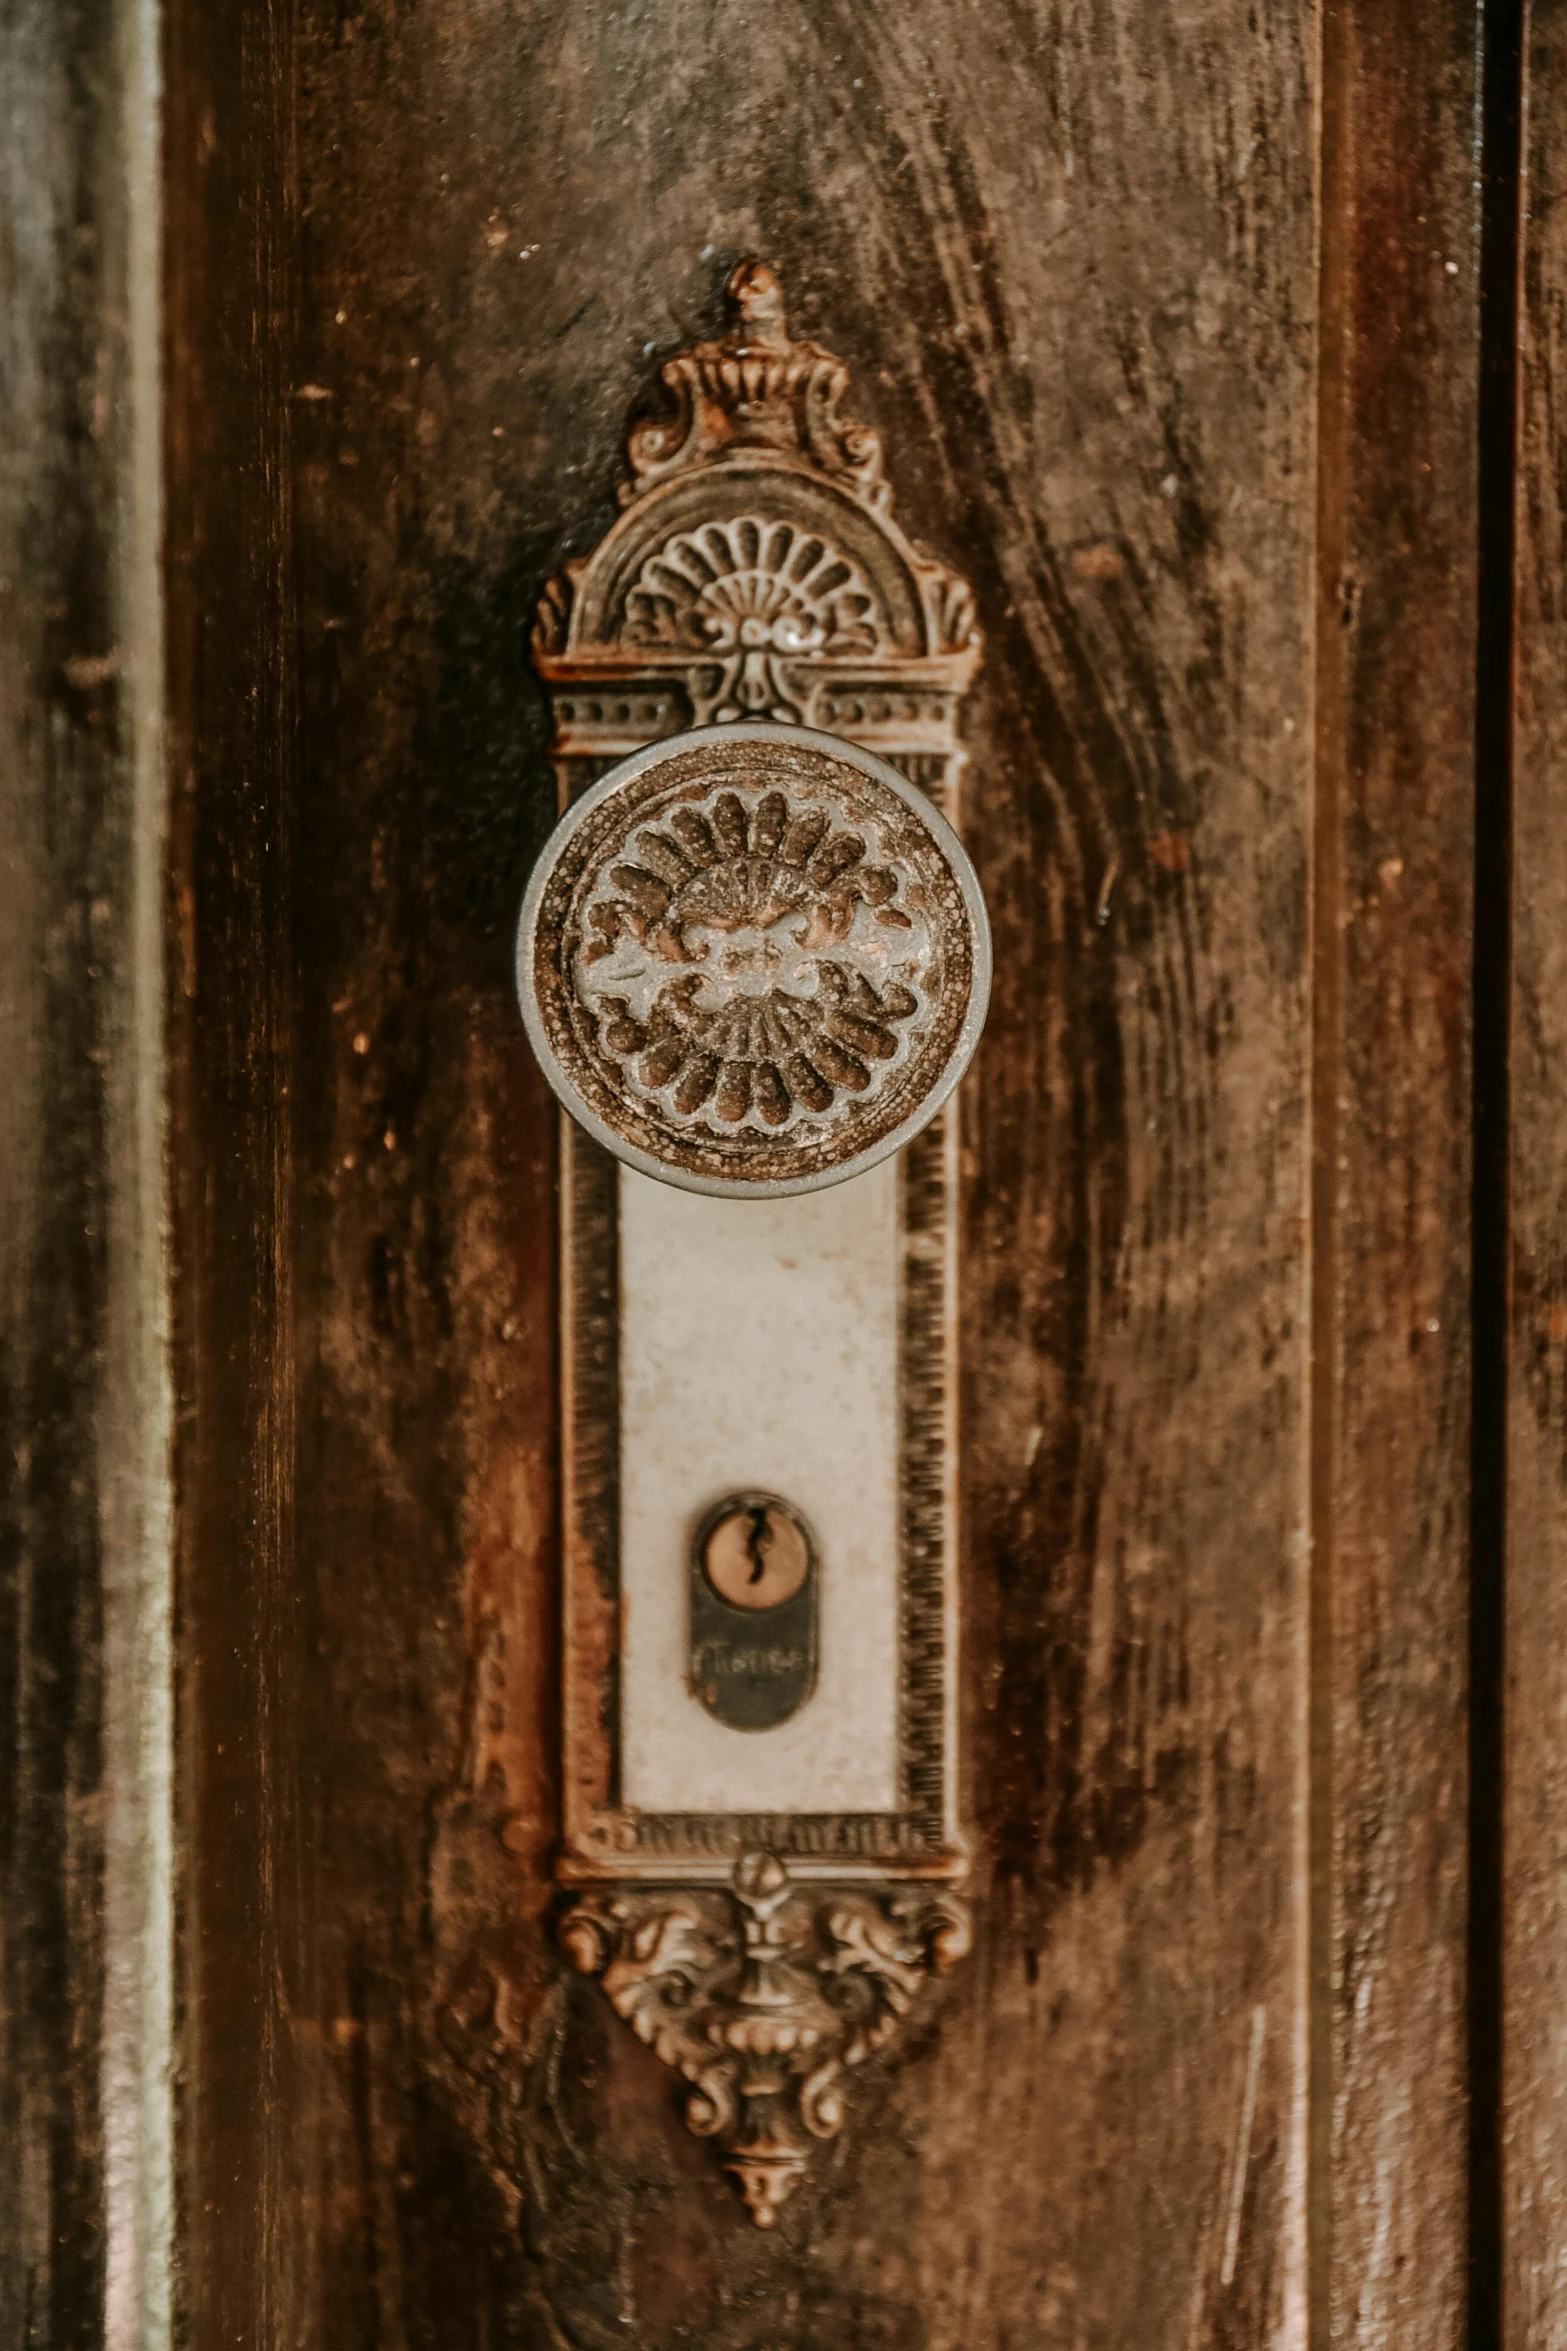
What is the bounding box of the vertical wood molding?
[163,0,300,2341]
[100,0,175,2339]
[1,0,174,2343]
[1506,7,1567,2341]
[1311,6,1483,2343]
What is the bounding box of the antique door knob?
[516,719,990,1197]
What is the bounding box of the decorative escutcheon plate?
[489,259,982,2228]
[516,721,990,1196]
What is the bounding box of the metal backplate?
[530,258,981,2224]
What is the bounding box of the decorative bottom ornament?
[560,1852,969,2226]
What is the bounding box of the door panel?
[1312,12,1483,2342]
[157,4,1491,2346]
[1507,10,1567,2341]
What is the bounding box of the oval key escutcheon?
[689,1490,818,1732]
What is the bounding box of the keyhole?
[745,1504,771,1586]
[700,1493,812,1612]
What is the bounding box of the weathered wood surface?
[0,0,1529,2337]
[163,1,302,2341]
[1506,10,1567,2343]
[1311,9,1482,2344]
[171,4,1319,2343]
[158,3,1507,2348]
[0,8,113,2326]
[2,2,168,2342]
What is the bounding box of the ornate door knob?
[517,718,989,1196]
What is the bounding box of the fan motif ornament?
[504,258,985,2229]
[625,515,881,722]
[529,257,982,682]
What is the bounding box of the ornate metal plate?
[510,258,982,2226]
[516,722,989,1197]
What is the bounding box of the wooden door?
[6,2,1566,2345]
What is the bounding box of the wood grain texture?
[1311,8,1481,2345]
[160,2,1499,2344]
[1,1,162,2338]
[163,0,302,2339]
[1505,8,1567,2341]
[0,0,1519,2336]
[168,4,1321,2342]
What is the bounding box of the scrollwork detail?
[624,259,889,512]
[532,567,574,658]
[559,1851,968,2227]
[532,256,981,691]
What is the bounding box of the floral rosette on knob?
[517,722,990,1198]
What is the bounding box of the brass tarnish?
[531,255,980,786]
[560,1852,971,2226]
[517,724,990,1195]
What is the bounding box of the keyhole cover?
[516,722,990,1197]
[690,1491,818,1731]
